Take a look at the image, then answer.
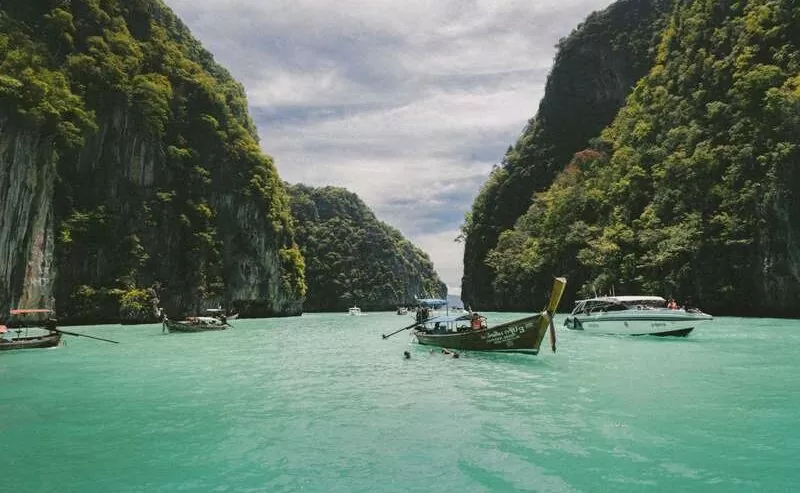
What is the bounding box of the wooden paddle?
[48,327,120,344]
[382,320,422,340]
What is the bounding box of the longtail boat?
[410,277,567,354]
[205,307,239,320]
[1,309,61,352]
[0,330,62,351]
[1,308,119,351]
[162,315,230,333]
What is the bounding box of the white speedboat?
[348,306,362,316]
[564,296,712,336]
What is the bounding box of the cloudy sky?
[165,0,615,295]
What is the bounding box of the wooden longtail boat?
[162,316,230,333]
[411,277,567,354]
[1,308,118,351]
[0,331,62,351]
[1,309,61,352]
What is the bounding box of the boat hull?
[565,311,711,337]
[413,314,548,354]
[163,319,228,333]
[0,333,62,351]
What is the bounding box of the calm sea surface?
[1,312,798,493]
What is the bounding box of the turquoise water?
[1,313,797,493]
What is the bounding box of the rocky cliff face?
[0,120,57,313]
[1,0,305,323]
[461,0,671,309]
[468,0,800,316]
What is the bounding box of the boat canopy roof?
[423,313,472,324]
[10,309,54,315]
[415,297,447,308]
[574,296,666,304]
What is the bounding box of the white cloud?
[411,229,466,296]
[164,0,615,290]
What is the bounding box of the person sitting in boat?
[667,298,678,310]
[470,313,484,330]
[0,325,12,343]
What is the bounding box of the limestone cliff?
[461,0,671,309]
[0,0,305,323]
[0,120,57,313]
[468,0,800,316]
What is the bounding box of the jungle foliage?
[477,0,800,316]
[288,184,446,312]
[0,0,304,321]
[461,0,672,310]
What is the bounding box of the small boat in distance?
[205,307,239,320]
[396,307,408,315]
[348,306,362,316]
[564,296,713,337]
[409,277,567,354]
[162,316,230,333]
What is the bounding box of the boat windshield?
[572,297,666,314]
[418,313,473,333]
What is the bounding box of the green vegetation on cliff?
[461,0,671,310]
[480,0,800,316]
[0,0,304,321]
[288,184,446,311]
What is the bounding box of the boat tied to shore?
[383,277,567,354]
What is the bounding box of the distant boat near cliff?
[162,316,230,333]
[205,307,239,320]
[160,307,233,333]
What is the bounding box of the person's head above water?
[403,351,411,359]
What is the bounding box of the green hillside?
[461,0,671,310]
[472,0,800,316]
[288,184,446,311]
[0,0,304,322]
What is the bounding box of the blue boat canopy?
[423,314,472,324]
[415,297,448,308]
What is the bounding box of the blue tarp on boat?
[423,314,472,324]
[415,297,448,308]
